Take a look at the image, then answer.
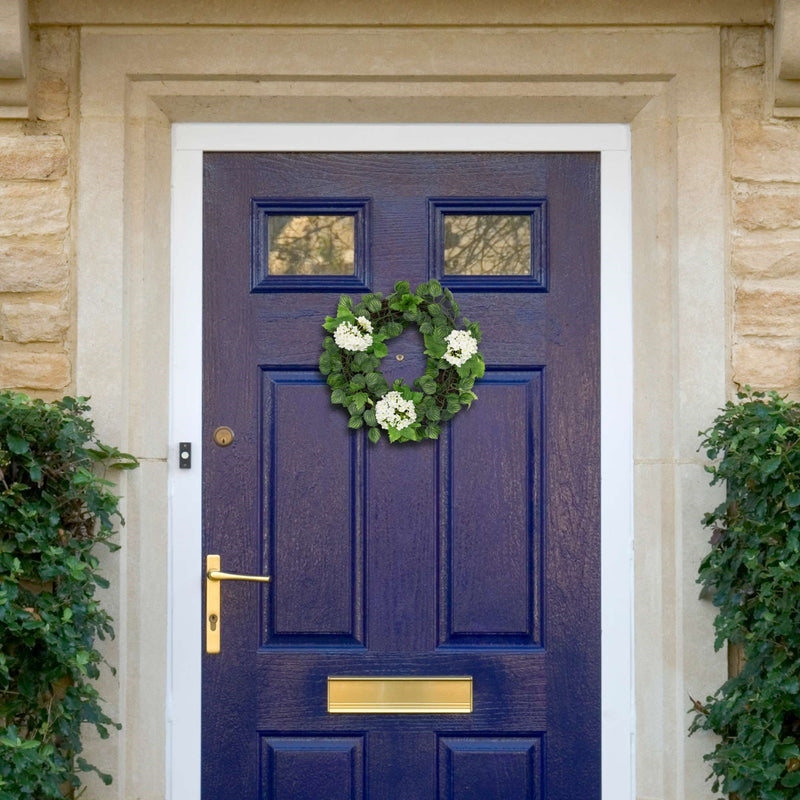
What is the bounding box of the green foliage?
[691,389,800,799]
[0,391,137,799]
[320,281,484,443]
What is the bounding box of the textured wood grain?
[202,153,600,799]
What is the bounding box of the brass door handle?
[207,569,271,583]
[205,554,270,654]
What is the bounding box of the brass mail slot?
[327,676,472,714]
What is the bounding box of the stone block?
[733,185,800,231]
[0,301,69,343]
[732,340,800,389]
[722,27,768,117]
[731,119,800,182]
[723,65,769,117]
[34,28,77,76]
[735,284,800,336]
[0,349,70,389]
[0,237,68,292]
[0,180,70,236]
[731,237,800,278]
[727,28,765,69]
[0,136,69,180]
[32,76,69,121]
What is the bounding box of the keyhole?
[213,426,234,447]
[209,614,218,631]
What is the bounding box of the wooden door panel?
[261,736,365,800]
[367,441,438,652]
[439,370,542,648]
[261,369,365,647]
[252,652,547,731]
[438,736,543,800]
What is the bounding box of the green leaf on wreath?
[368,427,381,444]
[394,280,410,294]
[425,339,446,359]
[330,388,347,405]
[434,325,449,339]
[417,377,436,395]
[428,279,443,297]
[373,342,388,358]
[348,415,363,429]
[364,408,377,426]
[384,321,404,338]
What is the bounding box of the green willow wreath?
[319,280,484,443]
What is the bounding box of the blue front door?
[202,153,600,799]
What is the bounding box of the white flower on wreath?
[334,316,373,352]
[375,391,417,431]
[443,329,478,367]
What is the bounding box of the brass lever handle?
[205,554,270,654]
[207,569,271,583]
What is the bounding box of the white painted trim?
[168,123,634,800]
[173,122,630,153]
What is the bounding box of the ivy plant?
[691,389,800,799]
[0,391,137,799]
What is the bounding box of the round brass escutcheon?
[395,354,405,362]
[213,426,235,447]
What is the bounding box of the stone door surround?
[74,25,725,800]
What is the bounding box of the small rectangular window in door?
[429,198,547,292]
[251,199,370,292]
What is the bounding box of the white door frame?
[167,122,634,799]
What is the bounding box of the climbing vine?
[0,391,137,799]
[691,389,800,799]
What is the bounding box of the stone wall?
[3,22,800,402]
[0,16,743,800]
[727,27,800,395]
[0,27,76,398]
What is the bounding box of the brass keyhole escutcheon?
[213,426,234,447]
